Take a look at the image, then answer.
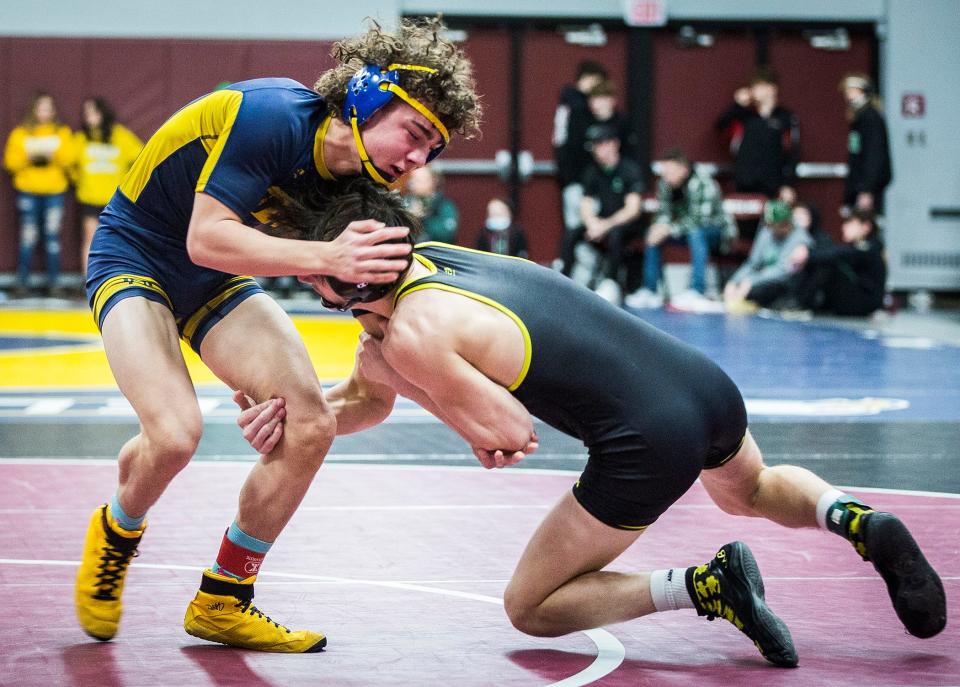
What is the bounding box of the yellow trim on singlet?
[397,280,533,392]
[180,276,258,347]
[393,253,438,305]
[616,523,650,531]
[414,241,533,264]
[313,115,336,181]
[120,89,244,202]
[92,274,173,325]
[705,433,747,470]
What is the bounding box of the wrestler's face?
[360,101,445,182]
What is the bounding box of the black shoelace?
[93,546,139,600]
[234,598,291,633]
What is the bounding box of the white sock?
[649,568,695,612]
[815,488,846,530]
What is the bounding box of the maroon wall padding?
[435,28,512,252]
[652,29,756,166]
[0,36,336,273]
[767,30,873,236]
[517,28,628,262]
[447,26,629,262]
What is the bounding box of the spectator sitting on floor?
[627,148,736,310]
[572,123,645,304]
[475,197,528,258]
[792,201,824,241]
[723,199,811,311]
[402,165,459,243]
[787,208,886,317]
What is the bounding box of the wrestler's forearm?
[325,377,396,435]
[187,218,338,277]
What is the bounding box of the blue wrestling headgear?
[344,63,450,186]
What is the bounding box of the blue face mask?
[485,216,511,232]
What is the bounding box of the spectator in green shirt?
[402,165,459,243]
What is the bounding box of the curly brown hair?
[315,17,481,139]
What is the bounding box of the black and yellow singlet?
[395,242,749,528]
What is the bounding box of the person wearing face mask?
[839,73,892,216]
[475,197,528,258]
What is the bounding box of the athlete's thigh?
[100,296,199,425]
[198,293,327,410]
[507,491,644,607]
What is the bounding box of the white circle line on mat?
[0,558,625,686]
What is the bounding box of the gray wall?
[883,0,960,289]
[400,0,885,20]
[0,0,399,39]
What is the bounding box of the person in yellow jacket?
[3,92,76,296]
[73,97,143,275]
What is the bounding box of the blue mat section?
[0,335,92,351]
[635,311,960,422]
[1,313,957,423]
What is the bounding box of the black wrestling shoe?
[689,541,798,668]
[855,511,947,638]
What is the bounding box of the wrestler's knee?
[275,385,336,471]
[503,584,559,638]
[142,412,203,477]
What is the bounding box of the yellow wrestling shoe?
[75,504,145,640]
[184,569,327,652]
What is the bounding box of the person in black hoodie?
[788,208,886,316]
[554,60,609,269]
[840,73,892,216]
[716,67,800,203]
[586,80,639,163]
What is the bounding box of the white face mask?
[485,216,511,232]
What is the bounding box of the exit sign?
[901,93,925,118]
[624,0,667,26]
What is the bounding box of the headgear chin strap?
[344,63,451,186]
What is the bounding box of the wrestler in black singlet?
[394,242,748,529]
